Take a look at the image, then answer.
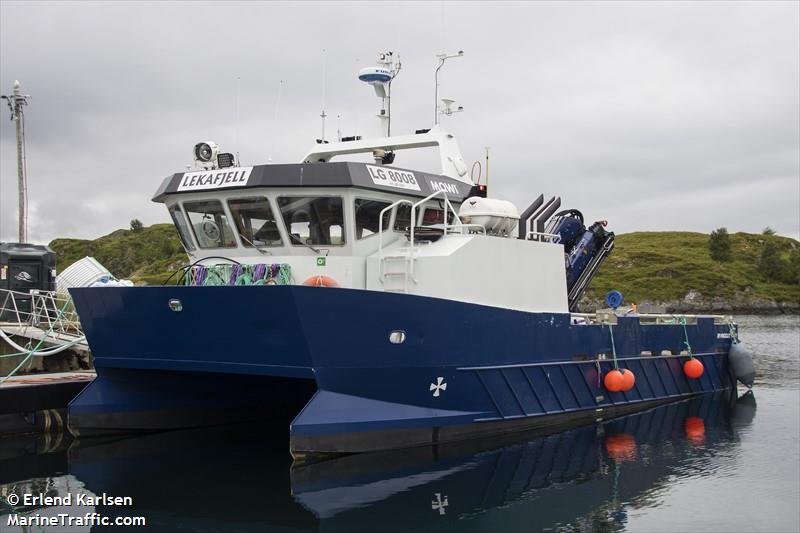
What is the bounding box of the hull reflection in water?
[0,391,756,532]
[291,391,757,531]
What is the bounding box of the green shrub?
[759,242,784,282]
[708,227,731,262]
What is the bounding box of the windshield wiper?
[289,233,324,255]
[239,234,273,255]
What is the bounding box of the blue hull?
[68,286,736,455]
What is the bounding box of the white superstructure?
[151,50,613,315]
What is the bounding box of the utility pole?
[2,80,30,243]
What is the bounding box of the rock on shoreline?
[578,290,800,315]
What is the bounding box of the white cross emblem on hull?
[431,492,449,515]
[430,377,447,397]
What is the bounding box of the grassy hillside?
[48,225,799,309]
[586,231,799,307]
[49,224,186,286]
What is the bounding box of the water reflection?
[734,315,800,389]
[0,391,756,532]
[292,391,756,532]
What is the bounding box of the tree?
[789,249,800,284]
[130,219,144,232]
[759,242,784,282]
[762,227,776,235]
[708,227,731,262]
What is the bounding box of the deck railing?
[377,190,487,256]
[570,311,733,325]
[0,288,84,336]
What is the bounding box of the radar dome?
[358,67,392,84]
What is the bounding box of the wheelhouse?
[162,183,462,259]
[152,154,484,293]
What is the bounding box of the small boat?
[66,52,752,460]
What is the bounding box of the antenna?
[440,1,446,55]
[439,97,464,118]
[320,49,327,143]
[235,76,241,166]
[269,79,284,163]
[434,50,463,125]
[387,56,401,136]
[354,57,360,136]
[485,146,490,192]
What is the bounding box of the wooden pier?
[0,371,95,437]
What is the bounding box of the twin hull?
[68,286,736,457]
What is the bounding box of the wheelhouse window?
[277,196,345,246]
[394,204,412,232]
[422,207,454,225]
[168,204,196,251]
[228,197,282,247]
[354,199,391,239]
[183,200,237,249]
[393,204,455,231]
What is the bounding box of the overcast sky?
[1,1,798,244]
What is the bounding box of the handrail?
[457,349,725,371]
[378,198,414,257]
[569,311,733,325]
[525,231,561,244]
[376,192,485,292]
[409,190,463,246]
[447,223,486,235]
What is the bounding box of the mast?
[434,51,463,126]
[320,49,327,142]
[358,52,398,139]
[2,80,30,243]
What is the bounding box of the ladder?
[379,248,417,293]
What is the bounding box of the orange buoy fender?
[619,368,636,392]
[302,275,340,287]
[683,358,704,379]
[685,416,706,445]
[604,369,625,392]
[605,433,637,462]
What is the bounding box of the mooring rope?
[727,319,740,345]
[0,296,80,384]
[0,335,86,358]
[606,323,620,370]
[676,315,694,357]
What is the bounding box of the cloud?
[1,1,798,244]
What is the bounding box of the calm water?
[1,315,798,532]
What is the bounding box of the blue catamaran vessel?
[67,52,754,459]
